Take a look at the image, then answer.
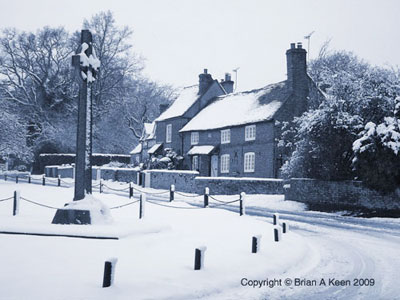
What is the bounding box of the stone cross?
[71,30,100,201]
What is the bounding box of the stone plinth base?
[52,209,91,225]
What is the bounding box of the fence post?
[273,213,279,225]
[13,190,20,216]
[28,174,31,184]
[16,175,18,184]
[204,187,209,208]
[252,235,261,253]
[194,247,207,270]
[42,175,45,186]
[274,226,282,242]
[99,180,103,193]
[102,258,118,288]
[239,192,246,216]
[282,222,289,234]
[129,182,133,199]
[170,184,175,202]
[139,193,146,219]
[58,175,61,187]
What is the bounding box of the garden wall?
[285,178,400,211]
[146,171,284,195]
[39,153,131,173]
[145,170,199,192]
[44,165,140,183]
[194,177,284,195]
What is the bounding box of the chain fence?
[1,173,244,214]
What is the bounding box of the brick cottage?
[131,42,323,178]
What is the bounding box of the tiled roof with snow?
[180,81,290,132]
[155,85,200,122]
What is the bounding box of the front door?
[211,155,218,177]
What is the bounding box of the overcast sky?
[0,0,399,91]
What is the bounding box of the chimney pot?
[204,69,208,74]
[290,43,296,49]
[225,73,232,82]
[297,42,302,49]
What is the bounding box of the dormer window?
[245,125,256,141]
[191,132,199,145]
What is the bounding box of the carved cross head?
[72,30,101,83]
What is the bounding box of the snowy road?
[207,203,400,300]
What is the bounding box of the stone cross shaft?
[71,29,100,201]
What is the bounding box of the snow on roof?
[147,143,163,154]
[187,145,215,155]
[180,81,290,132]
[130,144,142,154]
[155,85,199,121]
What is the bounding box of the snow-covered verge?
[1,181,399,299]
[0,181,309,300]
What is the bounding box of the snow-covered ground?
[0,179,399,300]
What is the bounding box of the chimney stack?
[159,103,169,115]
[198,69,213,95]
[221,72,234,94]
[286,42,307,95]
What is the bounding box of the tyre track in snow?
[191,201,400,299]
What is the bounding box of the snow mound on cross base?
[64,194,113,224]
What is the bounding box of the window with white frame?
[191,132,199,145]
[192,155,199,171]
[244,152,255,172]
[166,124,172,143]
[245,125,256,141]
[220,154,230,173]
[221,129,231,144]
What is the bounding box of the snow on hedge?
[353,117,400,156]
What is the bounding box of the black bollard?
[42,176,45,186]
[13,190,20,216]
[28,175,31,184]
[4,174,7,181]
[239,192,246,216]
[273,213,279,225]
[16,175,18,184]
[170,184,175,202]
[274,226,282,242]
[99,180,103,193]
[194,247,207,270]
[252,235,261,253]
[203,187,209,208]
[129,182,133,199]
[58,175,61,187]
[282,222,289,234]
[102,258,118,288]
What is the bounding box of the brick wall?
[285,178,400,211]
[156,117,189,156]
[195,177,284,195]
[146,170,199,192]
[146,169,284,195]
[182,121,276,178]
